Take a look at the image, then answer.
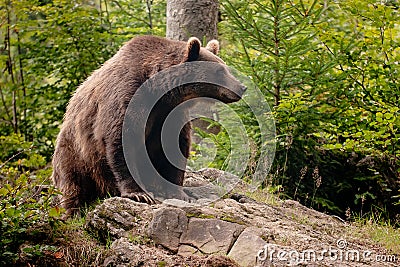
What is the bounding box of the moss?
[128,234,152,245]
[220,215,246,225]
[186,212,215,219]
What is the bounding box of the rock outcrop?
[85,169,398,267]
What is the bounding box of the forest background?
[0,0,399,263]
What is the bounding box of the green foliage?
[108,0,166,36]
[220,0,400,219]
[0,157,63,265]
[1,0,399,252]
[190,120,231,171]
[315,0,400,159]
[307,0,400,217]
[0,0,166,158]
[394,189,400,206]
[189,98,265,180]
[351,206,400,254]
[0,134,32,162]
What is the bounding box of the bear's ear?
[183,37,201,62]
[206,40,219,55]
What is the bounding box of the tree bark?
[166,0,219,42]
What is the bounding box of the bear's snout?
[233,83,247,98]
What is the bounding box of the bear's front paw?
[121,192,156,205]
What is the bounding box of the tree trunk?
[166,0,219,43]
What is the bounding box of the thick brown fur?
[52,35,245,215]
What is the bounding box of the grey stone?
[184,170,211,187]
[85,197,152,240]
[103,238,145,267]
[204,255,241,267]
[82,168,397,267]
[148,207,188,252]
[178,244,201,256]
[228,227,268,267]
[180,218,245,255]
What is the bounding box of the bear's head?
[180,37,247,104]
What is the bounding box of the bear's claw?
[122,192,156,205]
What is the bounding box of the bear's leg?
[177,122,192,184]
[146,122,192,201]
[61,178,84,216]
[106,142,155,204]
[53,165,101,216]
[52,139,89,215]
[148,121,190,185]
[52,167,84,216]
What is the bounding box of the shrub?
[0,148,63,265]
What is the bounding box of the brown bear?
[51,35,246,215]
